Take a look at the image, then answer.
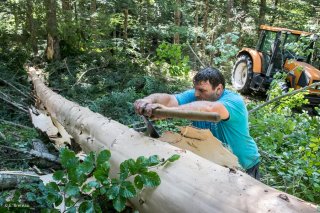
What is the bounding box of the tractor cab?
[232,25,320,106]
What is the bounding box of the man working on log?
[134,67,261,180]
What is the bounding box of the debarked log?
[27,66,318,213]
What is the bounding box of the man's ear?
[216,84,223,96]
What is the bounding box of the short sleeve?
[218,94,246,123]
[174,89,196,105]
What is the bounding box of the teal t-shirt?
[175,89,260,170]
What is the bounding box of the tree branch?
[0,91,28,113]
[0,145,60,163]
[186,41,206,68]
[0,118,33,130]
[0,78,31,99]
[249,82,320,114]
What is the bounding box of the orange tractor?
[232,25,320,106]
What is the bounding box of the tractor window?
[261,31,277,53]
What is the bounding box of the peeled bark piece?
[27,67,317,213]
[29,107,72,148]
[159,126,239,169]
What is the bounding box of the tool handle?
[153,108,221,122]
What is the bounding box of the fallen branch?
[0,91,28,113]
[0,171,40,190]
[72,66,104,87]
[0,119,33,130]
[186,41,206,68]
[0,77,31,99]
[0,145,60,163]
[249,82,320,114]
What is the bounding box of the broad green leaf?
[65,183,80,197]
[79,200,94,213]
[46,182,60,192]
[148,155,160,166]
[120,159,136,174]
[93,166,109,182]
[79,152,95,174]
[54,195,63,207]
[96,150,111,166]
[65,197,75,207]
[88,181,100,188]
[112,195,126,212]
[136,156,148,168]
[168,154,180,162]
[134,175,144,190]
[107,184,120,200]
[60,148,79,169]
[120,181,136,198]
[81,183,92,193]
[53,170,64,181]
[141,171,161,187]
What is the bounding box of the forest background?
[0,0,320,207]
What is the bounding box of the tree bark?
[226,0,234,32]
[259,0,267,26]
[25,0,38,54]
[270,0,279,25]
[174,0,181,44]
[123,8,129,40]
[28,66,318,213]
[45,0,60,61]
[201,0,209,50]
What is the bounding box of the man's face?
[194,80,220,101]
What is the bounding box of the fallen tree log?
[27,66,318,213]
[0,171,40,190]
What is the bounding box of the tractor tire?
[232,55,253,94]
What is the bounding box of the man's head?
[193,67,225,101]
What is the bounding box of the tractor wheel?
[232,55,253,94]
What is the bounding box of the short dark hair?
[193,67,225,88]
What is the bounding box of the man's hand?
[134,99,153,115]
[134,99,167,118]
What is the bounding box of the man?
[134,67,260,179]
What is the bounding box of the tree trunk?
[270,0,279,25]
[62,0,71,10]
[259,0,267,26]
[226,0,234,32]
[25,0,38,54]
[193,2,199,48]
[123,8,129,40]
[201,0,209,50]
[27,66,317,213]
[90,0,96,25]
[45,0,60,61]
[174,0,181,44]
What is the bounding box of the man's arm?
[134,93,178,115]
[171,101,230,120]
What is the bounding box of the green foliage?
[2,148,180,212]
[267,72,309,112]
[284,35,317,60]
[155,42,191,77]
[249,85,320,203]
[206,32,240,66]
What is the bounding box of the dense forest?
[0,0,320,211]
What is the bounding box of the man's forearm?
[143,93,177,107]
[172,101,229,119]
